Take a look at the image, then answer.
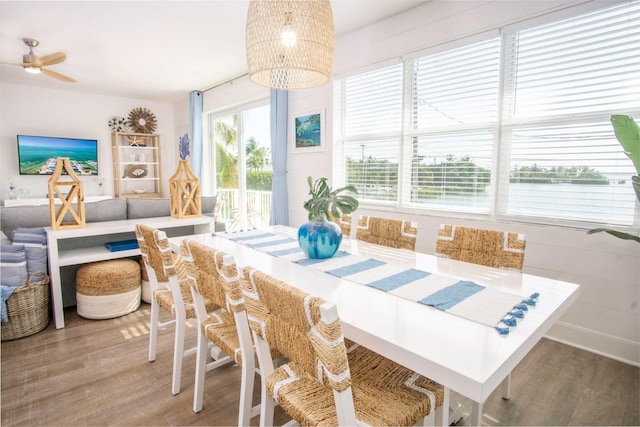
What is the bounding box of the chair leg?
[192,330,209,412]
[238,357,256,426]
[172,315,186,395]
[148,300,160,362]
[259,393,275,427]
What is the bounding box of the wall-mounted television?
[17,135,99,176]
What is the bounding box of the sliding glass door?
[204,99,272,230]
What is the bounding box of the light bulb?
[24,66,41,74]
[281,11,296,47]
[281,27,297,47]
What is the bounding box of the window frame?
[333,1,640,231]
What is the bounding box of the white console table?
[45,216,213,329]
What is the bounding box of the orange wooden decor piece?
[47,157,86,230]
[169,160,201,218]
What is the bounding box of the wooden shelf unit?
[111,132,162,198]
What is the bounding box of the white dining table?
[169,226,580,426]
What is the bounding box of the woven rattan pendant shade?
[246,0,334,90]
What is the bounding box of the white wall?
[287,0,638,366]
[0,82,176,200]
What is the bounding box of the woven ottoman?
[76,258,141,319]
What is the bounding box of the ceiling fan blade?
[42,68,76,83]
[0,61,27,66]
[38,52,66,66]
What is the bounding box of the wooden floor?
[1,304,638,426]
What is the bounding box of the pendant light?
[245,0,335,90]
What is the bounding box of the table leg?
[470,401,483,426]
[501,373,511,400]
[46,234,65,329]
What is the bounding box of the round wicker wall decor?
[128,108,157,133]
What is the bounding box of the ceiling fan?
[0,38,76,83]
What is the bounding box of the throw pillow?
[1,245,28,287]
[12,228,48,276]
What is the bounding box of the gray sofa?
[1,196,225,241]
[1,196,224,308]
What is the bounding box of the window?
[204,100,272,230]
[335,1,640,227]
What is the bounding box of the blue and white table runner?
[219,229,539,335]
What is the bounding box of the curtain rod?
[202,72,249,92]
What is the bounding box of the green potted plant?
[588,115,640,243]
[298,176,359,259]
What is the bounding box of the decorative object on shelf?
[127,135,147,147]
[93,177,105,196]
[111,132,162,198]
[108,116,128,132]
[124,164,148,179]
[178,132,190,160]
[8,178,17,200]
[169,133,201,218]
[245,0,334,90]
[298,176,359,259]
[47,157,85,230]
[588,115,640,243]
[128,107,157,133]
[133,189,147,194]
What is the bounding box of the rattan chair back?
[435,224,526,270]
[134,224,197,315]
[356,215,418,250]
[330,213,353,237]
[183,240,248,362]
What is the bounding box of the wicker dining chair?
[134,224,220,395]
[435,224,526,270]
[233,262,445,427]
[330,213,353,237]
[182,239,258,424]
[356,215,418,250]
[435,223,526,403]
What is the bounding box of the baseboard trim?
[545,321,639,367]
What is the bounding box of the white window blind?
[410,38,502,129]
[337,63,403,202]
[335,0,640,227]
[407,38,500,212]
[502,1,640,225]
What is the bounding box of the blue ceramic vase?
[298,220,342,259]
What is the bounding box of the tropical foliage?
[588,115,640,243]
[303,176,359,221]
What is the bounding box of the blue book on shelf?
[105,239,139,252]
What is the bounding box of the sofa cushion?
[127,198,171,219]
[0,198,127,238]
[0,205,50,240]
[127,196,218,220]
[201,196,217,216]
[85,198,127,223]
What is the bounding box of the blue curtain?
[270,89,289,225]
[189,91,203,177]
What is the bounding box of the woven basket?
[1,272,50,341]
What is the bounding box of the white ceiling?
[0,1,428,104]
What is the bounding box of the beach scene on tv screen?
[18,136,98,175]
